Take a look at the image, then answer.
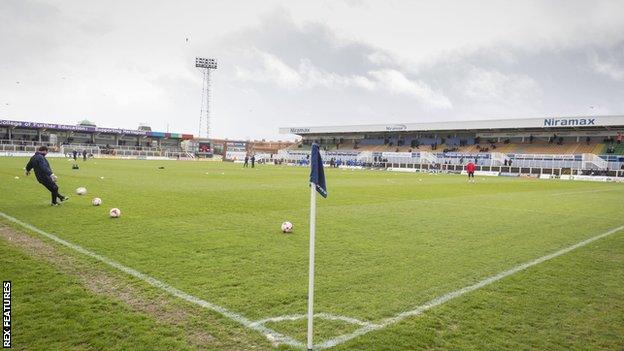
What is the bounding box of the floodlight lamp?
[196,57,217,69]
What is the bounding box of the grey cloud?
[416,39,624,119]
[589,44,624,82]
[225,9,398,76]
[222,10,451,111]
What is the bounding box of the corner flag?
[307,143,326,350]
[310,143,327,197]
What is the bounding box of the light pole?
[196,57,217,138]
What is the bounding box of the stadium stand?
[279,115,624,177]
[1,119,192,158]
[1,120,295,161]
[456,141,604,155]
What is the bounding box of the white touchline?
[0,212,305,349]
[315,224,624,350]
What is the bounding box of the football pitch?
[1,157,623,350]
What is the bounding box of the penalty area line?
[0,211,304,349]
[316,224,624,350]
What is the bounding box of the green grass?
[1,236,196,351]
[1,156,623,350]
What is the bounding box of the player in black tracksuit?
[25,146,68,206]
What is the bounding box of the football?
[109,208,121,218]
[92,197,102,206]
[281,221,293,233]
[76,187,87,195]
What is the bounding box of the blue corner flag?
[310,143,327,198]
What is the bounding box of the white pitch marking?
[251,313,379,329]
[315,224,624,350]
[0,212,304,349]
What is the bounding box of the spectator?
[618,132,622,144]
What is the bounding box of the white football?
[281,221,293,233]
[76,187,87,195]
[109,208,121,218]
[92,197,102,206]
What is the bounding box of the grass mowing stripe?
[547,187,624,196]
[0,211,305,349]
[412,199,617,221]
[316,224,624,350]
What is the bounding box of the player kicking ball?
[25,146,69,206]
[465,160,476,183]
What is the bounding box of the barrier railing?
[582,153,608,169]
[277,149,624,171]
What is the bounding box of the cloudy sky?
[1,0,624,140]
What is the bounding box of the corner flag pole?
[307,181,317,351]
[307,143,326,351]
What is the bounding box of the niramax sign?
[543,118,596,127]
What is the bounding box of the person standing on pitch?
[465,160,476,183]
[25,146,68,206]
[72,149,78,161]
[251,154,256,168]
[243,155,249,167]
[82,149,87,161]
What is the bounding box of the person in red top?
[465,160,476,183]
[617,132,622,144]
